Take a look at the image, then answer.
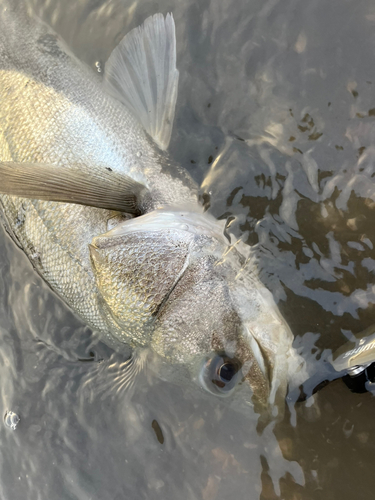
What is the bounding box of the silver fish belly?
[0,3,305,417]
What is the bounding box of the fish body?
[0,2,304,417]
[0,3,195,338]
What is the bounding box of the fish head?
[90,208,300,418]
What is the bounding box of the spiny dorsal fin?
[103,13,179,151]
[0,161,149,215]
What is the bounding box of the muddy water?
[0,0,375,498]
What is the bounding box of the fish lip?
[232,328,273,408]
[245,328,269,379]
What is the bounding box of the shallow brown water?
[1,0,375,498]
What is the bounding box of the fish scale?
[0,4,195,335]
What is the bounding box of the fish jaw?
[90,208,296,416]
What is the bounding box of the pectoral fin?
[0,161,149,214]
[81,349,149,403]
[104,13,179,151]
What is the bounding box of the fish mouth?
[241,336,272,408]
[212,330,272,410]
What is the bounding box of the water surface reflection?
[1,0,375,498]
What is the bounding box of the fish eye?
[200,353,242,396]
[217,361,237,382]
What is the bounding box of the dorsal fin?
[103,13,179,151]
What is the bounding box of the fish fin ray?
[81,349,149,403]
[104,13,179,151]
[0,161,149,214]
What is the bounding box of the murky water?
[1,0,375,498]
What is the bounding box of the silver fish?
[0,2,305,418]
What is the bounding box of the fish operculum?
[88,209,227,343]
